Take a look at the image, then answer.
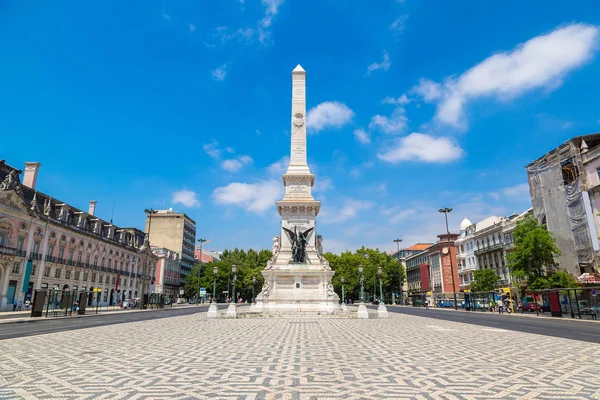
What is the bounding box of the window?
[33,241,40,256]
[105,275,110,284]
[99,274,103,283]
[16,237,24,251]
[83,272,89,281]
[460,245,464,252]
[0,231,6,246]
[94,255,98,267]
[75,270,81,280]
[77,252,82,264]
[44,267,50,277]
[101,257,106,268]
[31,264,37,275]
[58,247,65,259]
[47,244,54,257]
[12,262,20,274]
[91,273,96,282]
[86,253,90,265]
[65,269,71,280]
[55,268,61,278]
[112,276,116,285]
[68,249,74,262]
[108,259,112,269]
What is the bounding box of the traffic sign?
[200,288,206,295]
[592,289,597,297]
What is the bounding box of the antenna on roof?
[110,200,115,224]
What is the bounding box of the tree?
[506,216,562,289]
[470,269,500,293]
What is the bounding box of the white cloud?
[369,108,408,134]
[382,94,410,105]
[415,24,600,129]
[389,209,417,224]
[353,129,370,144]
[390,15,408,35]
[267,156,289,176]
[502,183,530,199]
[321,198,374,223]
[203,141,221,159]
[367,51,391,74]
[189,23,196,32]
[377,133,464,163]
[212,179,283,213]
[258,0,284,44]
[314,176,333,192]
[307,101,354,133]
[221,155,253,173]
[172,190,200,207]
[211,63,228,81]
[411,79,443,102]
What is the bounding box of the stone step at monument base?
[236,310,356,319]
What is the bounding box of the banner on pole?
[21,260,33,293]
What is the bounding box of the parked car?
[176,298,186,304]
[164,299,172,305]
[120,300,133,309]
[519,302,539,313]
[538,302,551,313]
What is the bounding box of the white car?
[121,300,133,309]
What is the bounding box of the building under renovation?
[526,133,600,279]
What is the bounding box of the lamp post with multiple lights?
[393,238,403,305]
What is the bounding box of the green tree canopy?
[506,216,562,289]
[470,268,500,293]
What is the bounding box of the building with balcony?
[473,216,509,286]
[405,249,430,298]
[455,217,478,289]
[0,160,157,311]
[527,133,600,277]
[392,243,432,299]
[145,209,196,287]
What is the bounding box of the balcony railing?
[0,245,18,256]
[474,242,504,256]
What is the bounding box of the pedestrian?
[71,301,78,316]
[17,301,22,311]
[12,299,17,311]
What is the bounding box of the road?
[386,306,600,343]
[0,305,207,340]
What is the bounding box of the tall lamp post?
[357,265,368,319]
[252,276,256,302]
[197,238,207,304]
[394,238,403,305]
[207,265,219,318]
[142,208,155,310]
[359,265,364,303]
[226,264,238,318]
[378,266,383,302]
[340,276,345,305]
[439,207,458,310]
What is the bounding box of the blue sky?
[2,1,600,254]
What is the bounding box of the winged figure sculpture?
[282,226,315,263]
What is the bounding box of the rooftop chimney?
[89,200,97,216]
[23,162,41,190]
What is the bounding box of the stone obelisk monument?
[252,65,341,314]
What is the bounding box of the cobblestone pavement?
[1,310,600,399]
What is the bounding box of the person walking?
[17,301,22,311]
[12,299,17,311]
[71,301,78,316]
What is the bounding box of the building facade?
[152,247,181,300]
[456,217,478,289]
[426,234,460,296]
[392,243,432,301]
[0,161,157,311]
[527,133,600,277]
[473,216,509,286]
[145,209,196,287]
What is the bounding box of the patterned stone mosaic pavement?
[1,310,600,399]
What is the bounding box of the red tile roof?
[405,243,433,251]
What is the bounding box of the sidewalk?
[0,304,193,325]
[388,304,600,323]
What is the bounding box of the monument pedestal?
[357,303,369,319]
[253,265,341,313]
[206,303,219,318]
[225,303,237,318]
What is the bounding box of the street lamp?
[197,238,207,304]
[231,264,237,303]
[439,207,458,310]
[252,276,256,302]
[340,276,345,304]
[378,266,383,303]
[394,238,403,305]
[142,208,155,310]
[359,265,364,303]
[212,266,218,303]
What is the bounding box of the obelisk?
[251,65,341,314]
